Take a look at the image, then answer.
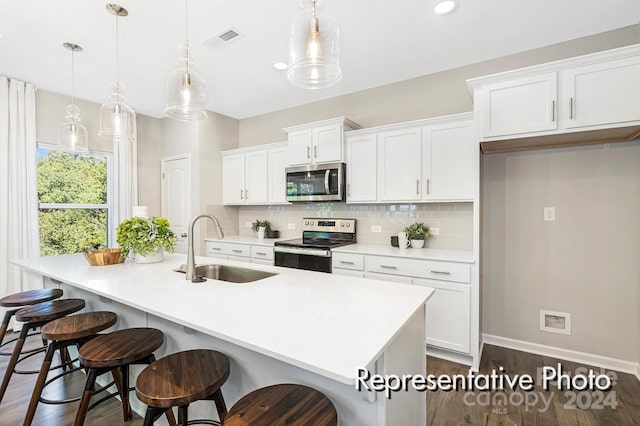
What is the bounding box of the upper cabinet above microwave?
[284,117,361,166]
[468,44,640,153]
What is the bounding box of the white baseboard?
[426,346,473,368]
[482,333,640,377]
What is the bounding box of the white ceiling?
[1,0,639,119]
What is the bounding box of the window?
[37,145,113,256]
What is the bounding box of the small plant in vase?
[403,222,431,249]
[116,217,177,263]
[251,220,271,239]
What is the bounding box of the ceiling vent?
[202,27,242,49]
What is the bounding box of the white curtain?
[0,77,41,306]
[112,119,138,226]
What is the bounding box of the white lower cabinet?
[413,278,470,353]
[205,241,274,265]
[333,251,473,356]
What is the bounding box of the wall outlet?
[287,223,296,230]
[544,207,556,221]
[371,225,382,233]
[244,221,253,228]
[430,227,440,236]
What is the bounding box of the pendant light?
[165,0,207,121]
[99,3,136,141]
[58,42,89,153]
[287,0,342,89]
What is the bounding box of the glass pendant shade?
[99,81,136,140]
[165,42,207,121]
[58,42,88,153]
[100,4,136,141]
[287,0,342,89]
[58,104,89,152]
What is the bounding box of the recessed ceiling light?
[273,62,288,71]
[432,0,457,15]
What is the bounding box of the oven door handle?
[324,170,331,195]
[274,246,331,258]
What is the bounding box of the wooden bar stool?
[136,349,230,426]
[225,384,338,426]
[0,288,63,347]
[24,311,118,425]
[0,298,85,405]
[74,327,165,426]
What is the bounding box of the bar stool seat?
[0,288,63,347]
[74,327,165,426]
[23,311,118,425]
[136,349,230,425]
[225,384,338,426]
[0,298,85,405]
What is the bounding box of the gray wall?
[482,140,640,362]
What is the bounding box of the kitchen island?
[12,253,433,425]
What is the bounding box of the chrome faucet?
[186,213,224,281]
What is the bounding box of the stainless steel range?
[274,218,357,273]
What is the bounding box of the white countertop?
[204,236,287,246]
[333,244,475,263]
[12,253,432,385]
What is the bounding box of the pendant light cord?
[185,0,190,75]
[70,49,76,109]
[115,12,121,97]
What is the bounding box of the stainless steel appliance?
[274,218,356,273]
[285,162,346,202]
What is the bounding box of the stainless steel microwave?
[285,162,345,202]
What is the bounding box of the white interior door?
[161,155,191,254]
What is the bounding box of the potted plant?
[403,222,431,249]
[251,220,271,239]
[116,216,177,263]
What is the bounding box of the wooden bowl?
[84,248,125,266]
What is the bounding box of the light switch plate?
[244,221,253,228]
[371,225,382,233]
[288,223,296,230]
[544,207,556,221]
[430,227,440,236]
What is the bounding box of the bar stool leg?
[120,364,133,421]
[178,405,188,426]
[74,368,98,426]
[0,324,29,403]
[212,389,228,423]
[0,310,14,346]
[24,342,58,425]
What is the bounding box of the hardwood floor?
[1,333,639,425]
[427,345,640,426]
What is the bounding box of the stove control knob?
[304,221,309,226]
[340,222,345,227]
[311,221,314,226]
[346,223,351,227]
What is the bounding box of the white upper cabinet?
[284,117,360,166]
[267,145,289,204]
[345,113,475,204]
[422,120,475,201]
[480,73,558,138]
[345,134,377,202]
[468,45,640,150]
[378,127,423,202]
[564,55,640,129]
[222,142,288,206]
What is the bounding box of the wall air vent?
[202,27,242,49]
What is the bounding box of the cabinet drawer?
[251,246,274,261]
[206,242,251,258]
[422,260,471,283]
[365,272,412,284]
[332,252,364,271]
[366,255,425,277]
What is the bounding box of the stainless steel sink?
[174,264,277,283]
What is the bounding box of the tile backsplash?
[206,202,473,250]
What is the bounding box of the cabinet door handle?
[569,97,574,120]
[430,270,451,275]
[232,249,243,253]
[240,189,244,200]
[551,100,556,122]
[255,252,267,256]
[347,184,351,196]
[210,247,222,251]
[426,179,430,195]
[307,146,311,159]
[380,265,397,270]
[314,145,318,158]
[245,189,248,199]
[339,260,354,265]
[416,179,420,195]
